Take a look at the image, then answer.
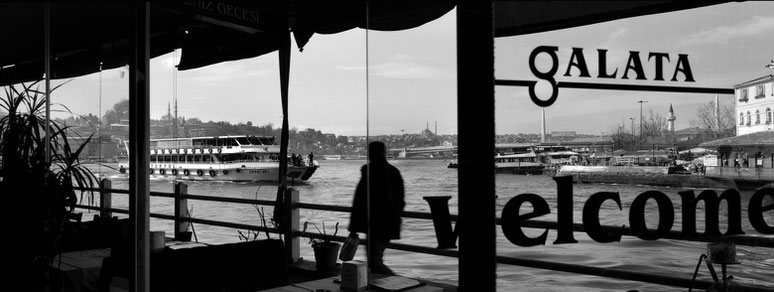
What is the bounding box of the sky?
[47,2,774,136]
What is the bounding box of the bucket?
[313,242,341,271]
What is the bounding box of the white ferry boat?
[495,152,544,174]
[118,135,318,182]
[493,144,579,174]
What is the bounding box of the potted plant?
[0,81,98,289]
[303,221,341,271]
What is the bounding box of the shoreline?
[555,165,751,190]
[560,172,732,189]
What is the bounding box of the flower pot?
[312,242,341,271]
[177,231,193,242]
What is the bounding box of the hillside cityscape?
[51,98,735,161]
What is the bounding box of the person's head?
[368,141,386,161]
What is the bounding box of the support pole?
[100,178,112,219]
[286,189,300,262]
[457,1,496,290]
[174,182,190,239]
[44,3,51,165]
[129,1,151,291]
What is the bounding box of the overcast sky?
[50,2,773,136]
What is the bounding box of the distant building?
[700,74,774,171]
[673,127,703,142]
[735,75,774,135]
[550,131,576,137]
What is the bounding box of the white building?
[735,75,774,135]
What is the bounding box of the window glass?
[366,6,458,281]
[494,2,772,290]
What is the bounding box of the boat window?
[247,137,262,145]
[236,137,250,145]
[258,138,273,145]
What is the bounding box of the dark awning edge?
[494,1,732,38]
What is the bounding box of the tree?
[608,123,636,151]
[642,109,668,139]
[103,99,129,125]
[689,99,735,139]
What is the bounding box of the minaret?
[667,104,676,133]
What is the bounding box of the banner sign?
[157,1,276,33]
[496,46,735,107]
[425,176,774,247]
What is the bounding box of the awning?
[493,1,730,37]
[0,1,455,85]
[0,1,736,86]
[700,131,774,148]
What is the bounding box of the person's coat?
[349,160,405,240]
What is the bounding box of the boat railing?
[74,179,773,291]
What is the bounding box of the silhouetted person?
[349,141,405,275]
[308,152,314,166]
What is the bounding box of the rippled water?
[87,160,774,291]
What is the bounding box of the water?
[85,160,774,291]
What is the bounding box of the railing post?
[174,182,190,239]
[100,178,112,218]
[284,188,300,262]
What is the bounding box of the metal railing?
[74,179,774,291]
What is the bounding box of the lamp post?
[637,100,647,149]
[630,117,636,152]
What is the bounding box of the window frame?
[756,84,765,99]
[756,109,761,124]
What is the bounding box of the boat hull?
[118,162,318,182]
[495,162,545,175]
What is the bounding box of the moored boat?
[117,135,318,182]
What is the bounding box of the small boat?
[447,161,459,168]
[118,135,318,182]
[323,154,341,160]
